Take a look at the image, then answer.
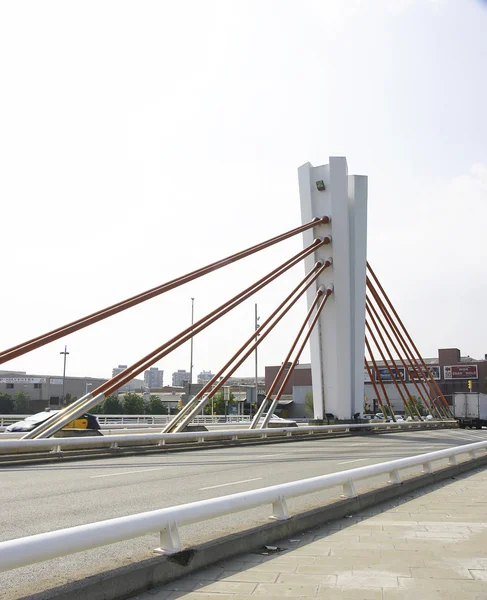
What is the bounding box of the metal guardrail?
[0,437,483,572]
[0,420,456,455]
[0,414,254,427]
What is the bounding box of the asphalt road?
[1,428,486,599]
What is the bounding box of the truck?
[453,392,487,429]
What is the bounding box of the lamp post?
[254,303,260,417]
[85,383,92,396]
[60,345,69,407]
[189,297,195,400]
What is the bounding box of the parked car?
[5,410,100,433]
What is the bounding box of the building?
[197,370,214,384]
[265,348,487,419]
[0,370,107,412]
[172,369,191,387]
[144,367,164,389]
[110,364,144,392]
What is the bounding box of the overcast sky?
[1,0,486,383]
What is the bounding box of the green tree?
[103,395,123,414]
[0,393,14,414]
[304,391,314,417]
[204,390,236,415]
[405,395,426,416]
[64,393,78,404]
[122,392,145,414]
[147,395,165,414]
[13,391,31,413]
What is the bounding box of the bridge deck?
[133,466,487,600]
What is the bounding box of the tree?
[304,391,314,417]
[204,390,236,415]
[0,393,14,414]
[122,392,145,414]
[13,391,31,413]
[147,395,165,415]
[64,393,77,404]
[405,395,426,416]
[103,395,123,414]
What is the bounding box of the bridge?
[0,157,484,600]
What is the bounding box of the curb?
[20,452,487,600]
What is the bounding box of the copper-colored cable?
[366,296,440,419]
[365,335,397,420]
[1,217,329,364]
[366,264,453,418]
[165,259,331,432]
[364,358,388,418]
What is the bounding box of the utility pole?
[254,303,260,418]
[188,297,195,400]
[60,345,69,407]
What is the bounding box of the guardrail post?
[271,495,290,520]
[155,521,182,554]
[109,442,119,451]
[342,480,357,498]
[449,455,458,466]
[50,444,62,454]
[388,469,401,484]
[422,461,433,474]
[469,450,477,459]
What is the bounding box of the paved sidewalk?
[131,467,487,600]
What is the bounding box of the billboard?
[375,367,406,382]
[407,365,441,381]
[0,377,46,384]
[443,365,478,380]
[364,369,372,383]
[50,378,64,385]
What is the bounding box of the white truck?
[453,392,487,429]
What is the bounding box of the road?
[1,428,486,599]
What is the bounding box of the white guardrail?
[0,421,456,454]
[0,438,484,572]
[0,414,255,427]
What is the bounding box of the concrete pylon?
[298,157,367,420]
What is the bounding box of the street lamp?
[85,383,93,396]
[189,297,195,399]
[60,345,69,406]
[254,303,260,418]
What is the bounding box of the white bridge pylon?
[299,157,367,420]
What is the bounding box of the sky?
[1,0,486,383]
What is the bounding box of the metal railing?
[0,438,483,572]
[0,414,253,427]
[0,420,456,455]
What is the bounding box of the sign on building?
[0,377,46,384]
[375,367,406,382]
[407,365,441,380]
[364,368,372,383]
[443,365,478,380]
[50,379,64,385]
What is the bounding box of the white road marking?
[200,477,263,490]
[338,459,367,465]
[258,454,280,458]
[90,467,167,478]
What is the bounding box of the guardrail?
[0,437,483,572]
[0,414,255,427]
[0,420,456,455]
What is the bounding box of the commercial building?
[172,370,190,387]
[265,348,487,419]
[197,370,214,384]
[144,367,164,389]
[0,370,107,412]
[110,365,144,392]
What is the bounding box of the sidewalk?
[132,467,487,600]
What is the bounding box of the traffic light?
[467,380,473,390]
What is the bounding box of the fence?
[0,438,484,572]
